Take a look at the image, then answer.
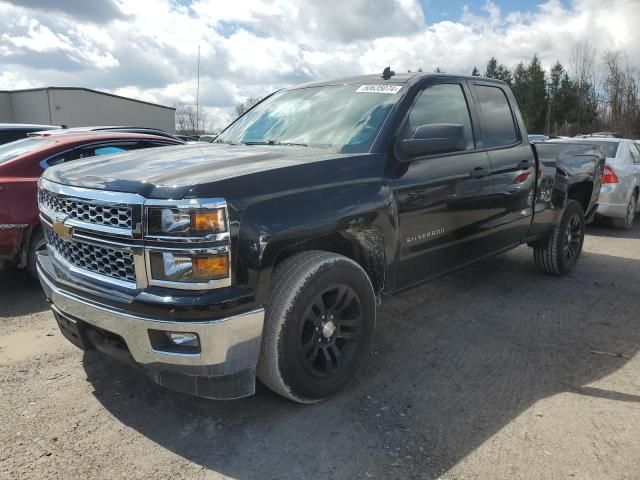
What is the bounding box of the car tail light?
[514,171,531,183]
[602,165,619,184]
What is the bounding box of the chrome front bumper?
[38,261,265,398]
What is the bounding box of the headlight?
[147,207,227,237]
[149,251,229,283]
[144,199,231,289]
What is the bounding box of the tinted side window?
[475,85,519,147]
[630,143,640,164]
[405,83,475,150]
[79,143,136,158]
[44,150,79,168]
[94,146,127,156]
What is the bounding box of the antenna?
[195,44,200,135]
[382,66,395,80]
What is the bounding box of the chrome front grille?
[45,226,136,283]
[39,189,132,230]
[38,178,230,291]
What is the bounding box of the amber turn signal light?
[192,255,229,280]
[191,209,226,233]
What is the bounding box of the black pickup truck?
[36,71,605,403]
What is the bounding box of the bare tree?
[570,40,599,130]
[197,109,209,135]
[602,51,640,135]
[174,103,198,135]
[232,97,262,120]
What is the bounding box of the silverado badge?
[52,215,72,241]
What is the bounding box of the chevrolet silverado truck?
[37,72,605,403]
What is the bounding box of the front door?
[391,81,494,289]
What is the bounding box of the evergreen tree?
[484,57,512,85]
[512,62,528,111]
[496,64,513,85]
[524,54,547,133]
[547,61,565,134]
[485,57,499,78]
[471,66,480,76]
[557,73,579,130]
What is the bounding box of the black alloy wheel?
[298,285,363,378]
[533,199,585,276]
[563,214,583,262]
[257,250,376,403]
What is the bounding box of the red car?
[0,132,184,275]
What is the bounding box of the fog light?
[148,329,201,354]
[167,332,199,347]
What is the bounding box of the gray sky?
[1,0,638,128]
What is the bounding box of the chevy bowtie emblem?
[52,215,72,241]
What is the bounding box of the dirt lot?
[1,223,639,480]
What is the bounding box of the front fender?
[236,181,396,304]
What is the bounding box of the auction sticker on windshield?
[356,85,403,94]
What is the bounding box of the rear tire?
[27,228,45,278]
[611,193,637,230]
[533,199,585,276]
[257,251,376,403]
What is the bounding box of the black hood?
[43,143,364,198]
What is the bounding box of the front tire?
[533,199,585,276]
[257,251,376,403]
[26,228,45,278]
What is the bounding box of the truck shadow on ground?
[83,245,640,479]
[0,267,48,318]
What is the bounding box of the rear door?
[471,82,536,248]
[392,80,494,289]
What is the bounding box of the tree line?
[174,102,210,136]
[469,41,640,138]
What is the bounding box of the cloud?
[3,0,126,22]
[0,0,638,128]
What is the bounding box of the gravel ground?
[1,222,639,480]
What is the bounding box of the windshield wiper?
[243,140,308,147]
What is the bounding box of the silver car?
[559,137,640,229]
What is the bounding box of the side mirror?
[398,123,467,161]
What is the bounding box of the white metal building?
[0,87,175,132]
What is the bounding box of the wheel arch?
[566,180,594,213]
[17,223,39,268]
[271,227,386,297]
[236,180,396,306]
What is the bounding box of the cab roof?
[290,72,507,90]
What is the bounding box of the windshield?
[215,84,402,152]
[0,137,56,164]
[562,140,619,158]
[535,142,603,160]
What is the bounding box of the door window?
[94,146,127,156]
[79,143,139,158]
[44,149,79,167]
[405,83,475,150]
[475,85,519,148]
[630,143,640,164]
